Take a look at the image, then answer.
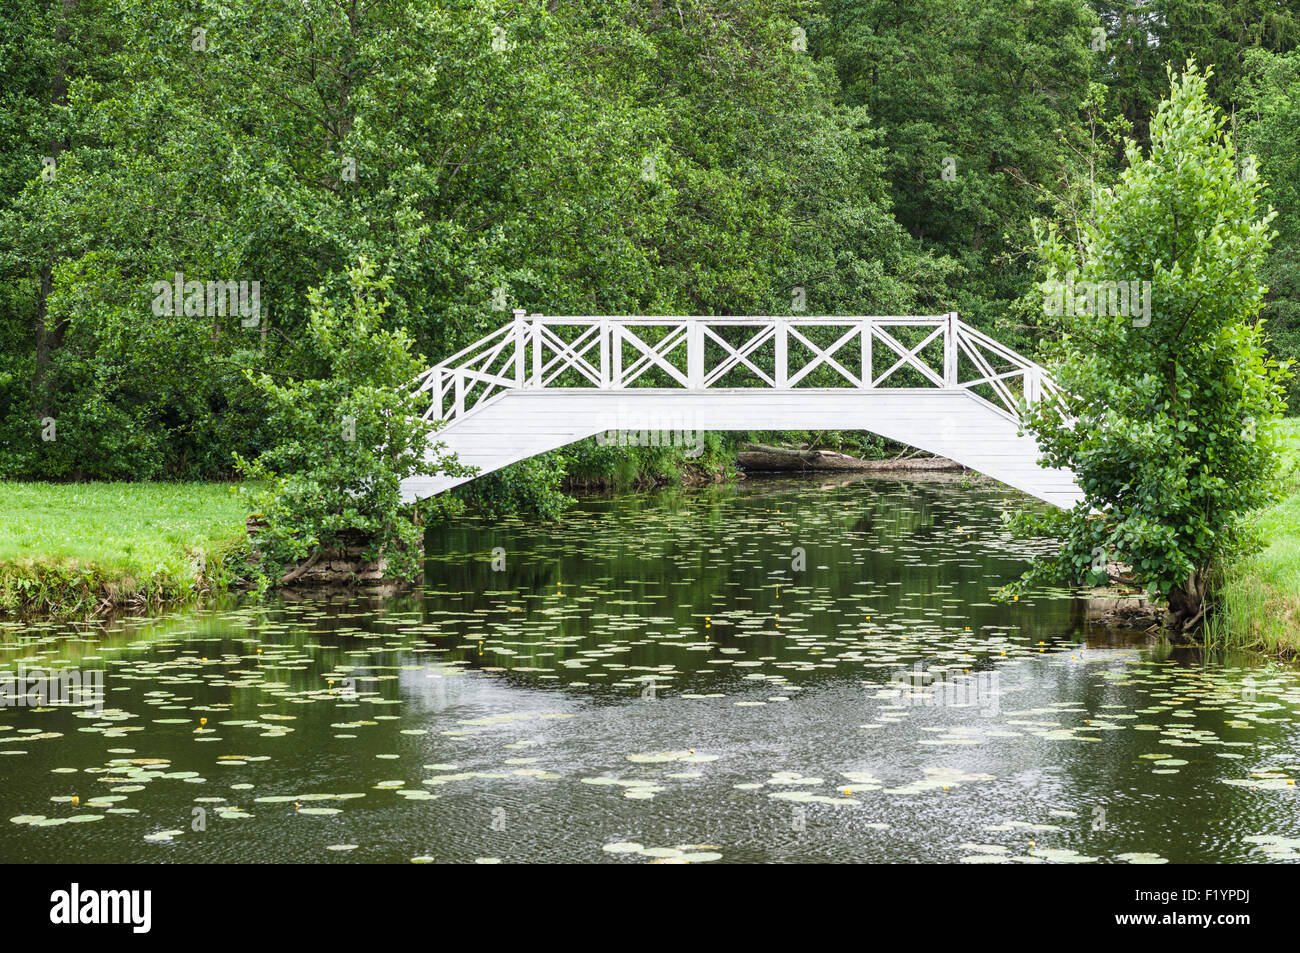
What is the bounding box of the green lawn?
[1210,418,1300,657]
[0,482,248,616]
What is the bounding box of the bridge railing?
[415,312,1058,424]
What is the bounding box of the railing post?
[1026,367,1039,406]
[944,312,958,388]
[454,371,465,417]
[862,318,873,388]
[531,314,543,387]
[610,321,622,388]
[599,317,610,388]
[513,308,526,387]
[775,319,787,388]
[688,319,704,389]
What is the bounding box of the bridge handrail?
[414,312,1063,426]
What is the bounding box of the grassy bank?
[1208,418,1300,658]
[0,482,249,617]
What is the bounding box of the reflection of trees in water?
[849,487,937,538]
[419,482,1092,679]
[427,483,750,589]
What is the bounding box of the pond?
[2,476,1298,864]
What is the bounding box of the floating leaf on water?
[1116,852,1168,864]
[640,847,683,858]
[1027,847,1097,863]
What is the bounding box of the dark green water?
[2,476,1298,863]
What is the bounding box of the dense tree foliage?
[1088,3,1300,400]
[816,0,1098,333]
[1090,0,1298,145]
[1240,46,1300,408]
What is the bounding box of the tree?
[233,257,466,587]
[1015,63,1290,635]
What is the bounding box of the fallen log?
[736,443,965,472]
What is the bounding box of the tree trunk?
[737,443,874,471]
[278,549,323,586]
[736,443,963,473]
[1165,569,1209,639]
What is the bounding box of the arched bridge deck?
[401,312,1082,509]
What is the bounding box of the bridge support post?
[610,322,621,387]
[775,319,787,387]
[599,317,610,388]
[862,320,873,388]
[688,320,703,389]
[944,312,958,388]
[513,309,526,387]
[531,314,543,386]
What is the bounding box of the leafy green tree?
[1069,4,1300,413]
[1016,64,1290,634]
[234,258,466,587]
[1002,81,1135,338]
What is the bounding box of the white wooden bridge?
[400,311,1082,509]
